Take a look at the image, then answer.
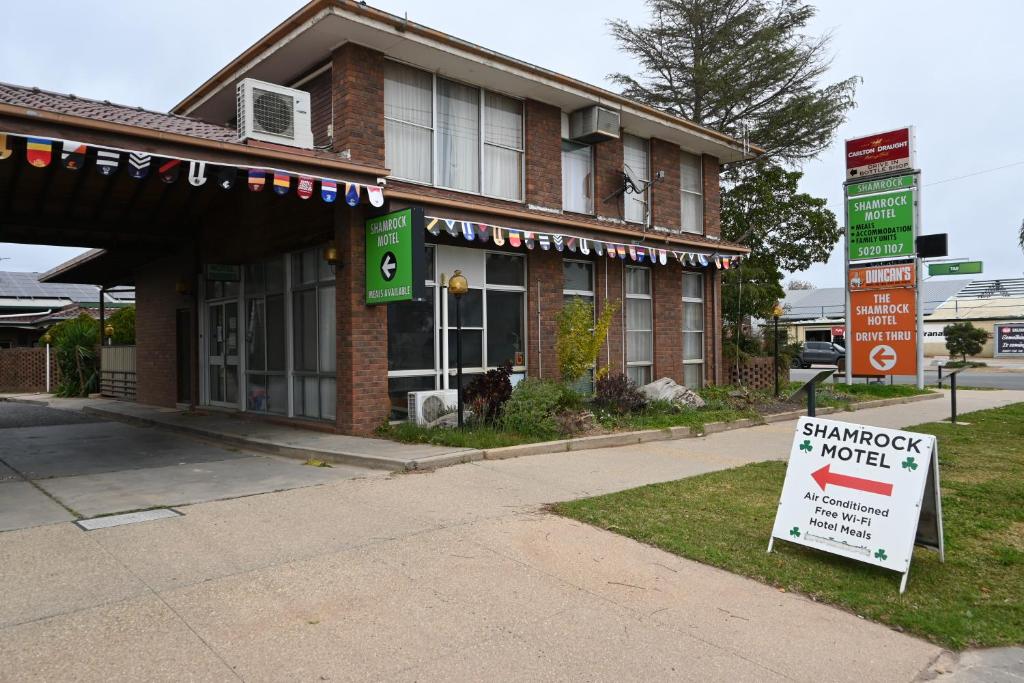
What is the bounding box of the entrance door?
[207,301,240,407]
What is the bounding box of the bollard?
[807,379,817,417]
[951,372,958,424]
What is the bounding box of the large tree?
[609,0,856,322]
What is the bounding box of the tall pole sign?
[843,127,924,389]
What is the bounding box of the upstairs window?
[623,134,649,225]
[384,60,523,201]
[681,151,703,234]
[562,140,593,214]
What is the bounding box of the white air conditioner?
[570,105,621,144]
[236,78,314,149]
[407,390,459,426]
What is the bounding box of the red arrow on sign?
[811,464,893,496]
[871,346,896,365]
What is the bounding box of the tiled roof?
[0,82,237,142]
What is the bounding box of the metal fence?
[101,345,136,400]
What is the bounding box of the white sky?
[2,0,1021,285]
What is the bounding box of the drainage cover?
[76,508,182,531]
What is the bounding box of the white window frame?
[563,259,596,393]
[384,59,525,202]
[625,265,653,386]
[623,134,649,226]
[682,271,705,388]
[680,151,704,235]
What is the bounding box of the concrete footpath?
[2,390,1022,681]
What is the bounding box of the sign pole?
[915,174,925,390]
[844,198,852,385]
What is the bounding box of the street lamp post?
[448,270,469,427]
[772,302,784,397]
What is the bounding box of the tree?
[106,305,135,345]
[944,322,988,362]
[47,314,99,397]
[787,279,815,290]
[555,298,618,384]
[1018,217,1023,254]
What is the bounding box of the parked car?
[793,341,846,369]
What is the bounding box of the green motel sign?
[928,261,983,276]
[846,173,916,197]
[365,207,425,305]
[847,187,916,262]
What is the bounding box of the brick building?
[0,0,758,434]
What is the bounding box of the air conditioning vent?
[570,105,621,144]
[236,78,314,149]
[407,390,459,426]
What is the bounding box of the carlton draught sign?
[846,127,914,180]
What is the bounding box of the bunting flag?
[345,182,360,206]
[607,243,617,259]
[579,239,590,255]
[96,149,119,176]
[475,223,491,243]
[273,172,290,195]
[461,221,476,241]
[492,227,505,246]
[247,169,266,192]
[538,233,550,250]
[0,134,12,160]
[366,185,384,207]
[426,217,441,236]
[552,235,564,252]
[714,255,723,269]
[128,153,151,179]
[26,137,52,167]
[321,179,337,202]
[188,161,208,187]
[698,253,709,267]
[296,176,314,199]
[722,257,731,270]
[216,166,236,190]
[658,249,668,266]
[565,237,577,253]
[617,245,627,259]
[444,219,459,237]
[508,230,521,248]
[61,141,87,170]
[159,159,181,183]
[523,231,535,250]
[593,241,604,256]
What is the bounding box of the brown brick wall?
[135,253,195,408]
[335,204,390,434]
[651,138,680,231]
[525,248,565,380]
[730,355,775,392]
[331,43,385,168]
[593,134,624,221]
[653,264,683,383]
[306,68,333,149]
[0,347,59,393]
[702,154,721,239]
[524,100,562,210]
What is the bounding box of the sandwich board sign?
[769,417,944,593]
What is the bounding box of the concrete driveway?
[0,401,381,532]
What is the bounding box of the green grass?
[378,421,537,449]
[593,405,759,434]
[555,402,1024,649]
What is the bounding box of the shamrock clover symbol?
[799,440,813,453]
[874,548,887,561]
[789,526,801,538]
[901,457,918,471]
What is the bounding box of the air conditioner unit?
[407,389,459,426]
[236,78,314,149]
[570,105,621,144]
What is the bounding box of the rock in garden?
[640,377,706,409]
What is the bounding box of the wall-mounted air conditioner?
[407,389,459,426]
[570,106,621,144]
[236,78,314,149]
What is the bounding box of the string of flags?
[0,132,385,208]
[425,215,744,269]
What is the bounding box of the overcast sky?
[2,0,1021,286]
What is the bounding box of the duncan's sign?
[846,127,914,180]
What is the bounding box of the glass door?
[207,301,240,407]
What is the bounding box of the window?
[384,61,524,201]
[625,266,652,386]
[291,247,336,420]
[681,151,703,234]
[561,140,593,214]
[244,259,287,414]
[682,271,704,388]
[623,134,649,225]
[563,260,595,394]
[384,61,433,184]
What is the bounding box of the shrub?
[500,378,566,439]
[106,305,136,344]
[48,314,99,397]
[593,372,646,414]
[944,322,988,362]
[556,298,618,384]
[463,361,513,424]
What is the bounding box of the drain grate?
[76,508,183,531]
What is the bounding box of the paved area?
[792,365,1024,389]
[0,401,382,530]
[2,390,1022,681]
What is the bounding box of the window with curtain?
[681,151,703,234]
[563,260,596,394]
[484,92,523,201]
[625,266,652,387]
[437,78,480,193]
[682,271,704,388]
[562,140,593,214]
[623,134,649,225]
[384,61,433,184]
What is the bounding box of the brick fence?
[0,347,59,393]
[729,356,776,392]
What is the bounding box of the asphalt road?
[790,366,1024,389]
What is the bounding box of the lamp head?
[448,270,469,296]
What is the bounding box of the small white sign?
[770,417,942,590]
